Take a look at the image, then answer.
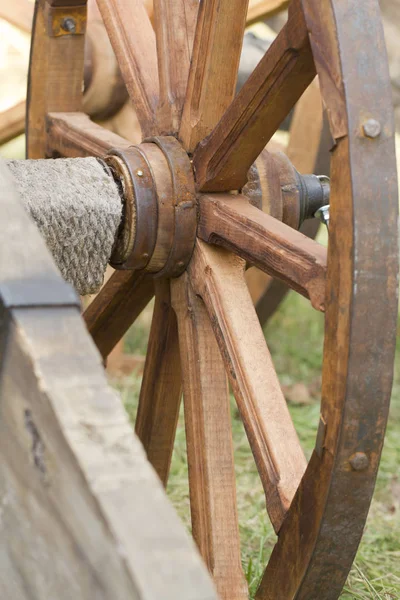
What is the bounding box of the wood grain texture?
[246,0,289,25]
[84,270,154,360]
[47,112,132,157]
[27,1,87,158]
[189,240,307,531]
[154,0,198,134]
[135,280,182,487]
[256,1,399,597]
[171,273,248,600]
[198,194,327,310]
[193,0,316,191]
[96,0,159,137]
[179,0,250,152]
[0,162,218,600]
[0,101,25,146]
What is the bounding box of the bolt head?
[136,170,144,177]
[61,17,77,33]
[362,119,381,139]
[349,452,369,471]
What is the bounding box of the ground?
[113,286,400,600]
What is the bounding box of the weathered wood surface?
[256,0,399,597]
[135,281,182,486]
[179,0,250,152]
[198,194,327,311]
[84,270,154,360]
[96,0,159,137]
[0,162,218,600]
[189,240,307,531]
[27,1,88,158]
[154,0,198,134]
[47,112,132,157]
[172,273,248,600]
[193,0,316,191]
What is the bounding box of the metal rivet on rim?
[61,17,77,33]
[136,170,144,177]
[349,452,369,471]
[362,119,381,139]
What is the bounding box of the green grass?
[113,289,400,600]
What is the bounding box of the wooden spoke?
[135,280,181,487]
[84,271,154,360]
[189,240,307,531]
[198,194,327,311]
[47,112,132,158]
[193,0,316,191]
[171,273,248,600]
[286,77,324,173]
[179,0,250,152]
[154,0,198,135]
[246,0,289,26]
[0,101,25,146]
[96,0,159,137]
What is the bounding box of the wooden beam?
[84,270,154,359]
[47,112,132,157]
[193,0,315,191]
[179,0,249,152]
[198,194,327,310]
[171,272,248,600]
[189,240,307,531]
[135,281,182,487]
[96,0,159,137]
[154,0,198,134]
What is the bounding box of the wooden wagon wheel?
[0,0,325,330]
[25,1,398,599]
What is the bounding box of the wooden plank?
[84,270,154,360]
[0,308,218,600]
[193,0,316,191]
[247,0,289,25]
[0,162,218,600]
[179,0,250,152]
[189,240,307,531]
[135,280,182,487]
[0,101,25,146]
[198,194,327,310]
[96,0,159,137]
[47,112,132,157]
[154,0,198,134]
[27,1,87,158]
[171,273,248,600]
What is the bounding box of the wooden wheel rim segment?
[26,2,399,600]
